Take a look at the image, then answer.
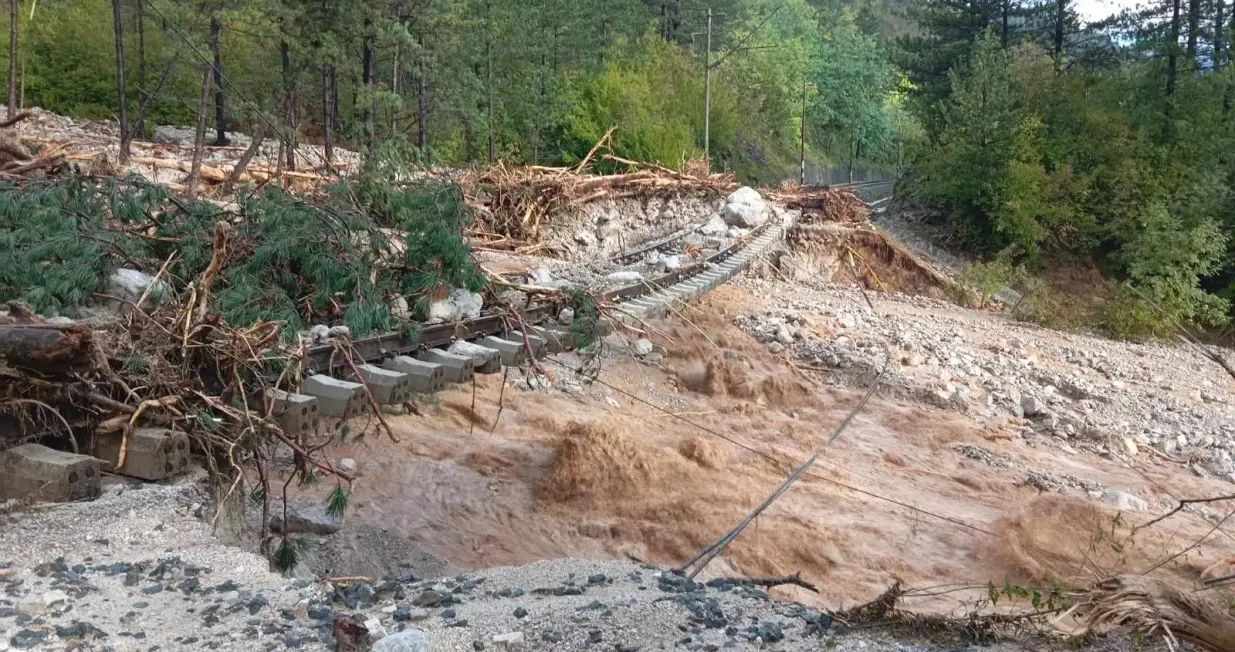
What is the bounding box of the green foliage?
[560,37,704,168]
[272,535,314,572]
[324,485,349,518]
[567,288,601,350]
[0,178,150,316]
[908,12,1235,335]
[960,259,1013,307]
[0,166,485,338]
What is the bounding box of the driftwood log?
[0,324,95,376]
[1070,575,1235,652]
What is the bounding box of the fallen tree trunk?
[0,324,96,376]
[1070,575,1235,652]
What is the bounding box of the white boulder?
[371,630,431,652]
[721,186,770,228]
[428,289,483,322]
[699,215,728,236]
[606,270,644,284]
[105,268,170,311]
[1102,490,1149,512]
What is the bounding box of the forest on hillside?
[3,0,1235,338]
[0,0,917,185]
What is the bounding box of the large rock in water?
[1102,490,1149,512]
[268,502,342,535]
[721,187,770,228]
[371,630,430,652]
[427,289,483,322]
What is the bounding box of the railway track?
[280,180,893,433]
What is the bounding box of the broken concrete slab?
[449,340,502,374]
[528,325,575,353]
[383,356,446,393]
[93,428,190,481]
[478,336,526,367]
[507,331,546,358]
[301,375,367,418]
[266,389,320,437]
[415,349,475,384]
[0,443,101,503]
[353,364,413,405]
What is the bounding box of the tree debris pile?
[1068,575,1235,652]
[0,111,71,178]
[0,170,500,560]
[12,107,358,195]
[768,181,870,224]
[460,145,873,251]
[462,153,739,245]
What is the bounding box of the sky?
[1074,0,1142,22]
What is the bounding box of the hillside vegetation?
[4,0,1235,338]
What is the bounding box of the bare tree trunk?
[112,0,130,163]
[135,0,146,139]
[1220,0,1232,112]
[280,41,296,171]
[485,0,494,163]
[1187,0,1201,69]
[321,65,332,165]
[187,63,212,199]
[223,123,266,193]
[1053,0,1067,58]
[1001,0,1009,46]
[417,65,428,150]
[361,17,374,150]
[391,43,399,134]
[330,64,338,146]
[1217,0,1227,70]
[1166,0,1181,140]
[8,0,17,120]
[210,16,228,146]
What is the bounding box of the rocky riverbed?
[731,273,1235,487]
[0,475,1164,652]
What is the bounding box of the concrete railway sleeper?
[281,211,786,436]
[5,190,793,490]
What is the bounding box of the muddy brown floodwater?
[287,288,1235,614]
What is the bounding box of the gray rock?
[492,631,524,648]
[774,326,795,346]
[1102,490,1149,512]
[268,503,342,536]
[1121,437,1138,457]
[1021,395,1044,417]
[698,215,728,236]
[523,267,555,286]
[661,255,682,271]
[632,339,654,357]
[428,289,484,322]
[338,458,358,474]
[606,271,644,284]
[767,342,785,355]
[557,308,575,326]
[721,187,769,228]
[1161,438,1179,456]
[573,230,597,248]
[371,629,431,652]
[412,590,443,607]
